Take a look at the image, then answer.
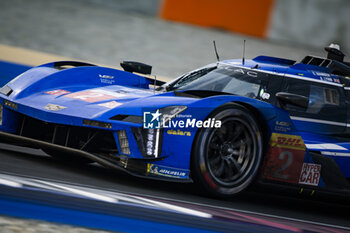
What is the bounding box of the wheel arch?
[189,101,268,196]
[190,101,270,163]
[233,101,270,151]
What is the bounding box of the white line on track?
[0,171,348,230]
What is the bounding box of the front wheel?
[192,103,263,197]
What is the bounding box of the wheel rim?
[205,116,258,187]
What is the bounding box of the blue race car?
[1,44,350,197]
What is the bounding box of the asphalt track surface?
[0,143,349,230]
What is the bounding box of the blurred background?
[1,0,349,79]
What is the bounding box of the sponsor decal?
[65,89,125,103]
[100,79,115,84]
[99,75,115,84]
[319,76,335,82]
[98,101,122,109]
[261,133,306,184]
[298,163,321,186]
[312,71,340,83]
[274,121,292,132]
[276,121,290,127]
[312,71,330,77]
[269,133,305,151]
[147,164,188,179]
[45,89,71,95]
[45,104,67,111]
[167,129,191,136]
[99,74,114,79]
[314,72,340,83]
[143,109,221,129]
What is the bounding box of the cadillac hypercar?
[1,44,350,197]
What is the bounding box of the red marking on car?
[65,90,123,103]
[45,89,71,95]
[98,101,122,109]
[261,133,306,184]
[298,163,321,186]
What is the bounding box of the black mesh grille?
[16,114,118,154]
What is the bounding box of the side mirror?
[276,92,309,109]
[120,61,152,75]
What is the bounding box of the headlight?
[132,128,163,158]
[131,106,187,158]
[0,104,3,126]
[145,128,161,157]
[160,105,187,127]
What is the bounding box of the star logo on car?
[44,104,67,111]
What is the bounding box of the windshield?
[166,64,263,99]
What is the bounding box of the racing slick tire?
[192,103,263,197]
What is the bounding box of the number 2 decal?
[261,133,306,184]
[273,151,293,179]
